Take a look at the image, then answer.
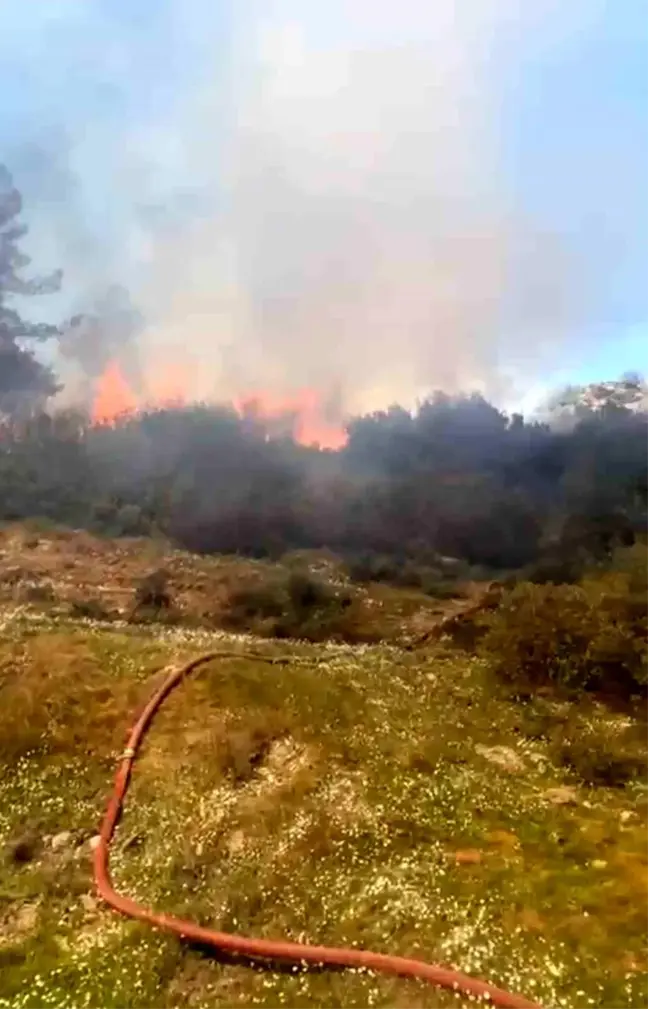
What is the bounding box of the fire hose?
[93,651,542,1009]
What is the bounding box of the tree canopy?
[0,165,62,416]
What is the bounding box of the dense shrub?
[346,552,463,598]
[520,697,647,788]
[1,385,646,574]
[519,554,585,586]
[346,554,406,585]
[224,569,366,642]
[480,545,647,696]
[225,575,289,623]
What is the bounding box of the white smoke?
[1,0,631,415]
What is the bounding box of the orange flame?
[92,362,138,425]
[145,363,190,409]
[236,389,347,450]
[91,361,347,449]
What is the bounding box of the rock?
[487,830,519,850]
[542,786,579,806]
[50,831,72,851]
[89,835,102,851]
[475,744,525,773]
[14,902,39,935]
[80,893,98,914]
[454,849,482,866]
[227,830,246,855]
[620,810,637,824]
[591,859,607,870]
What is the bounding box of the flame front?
[90,361,347,449]
[92,362,138,425]
[236,389,348,450]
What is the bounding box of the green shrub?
[522,697,648,787]
[558,733,646,788]
[115,504,147,535]
[128,569,174,622]
[422,579,463,600]
[224,570,363,642]
[520,554,585,585]
[345,553,463,598]
[226,576,288,622]
[480,545,647,696]
[286,570,335,611]
[346,554,401,584]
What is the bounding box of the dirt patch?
[0,900,41,948]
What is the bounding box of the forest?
[1,164,647,584]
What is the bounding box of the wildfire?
[92,361,138,424]
[236,389,348,450]
[90,361,347,450]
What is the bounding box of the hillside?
[0,526,646,1009]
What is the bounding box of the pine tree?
[0,164,62,415]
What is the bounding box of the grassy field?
[0,532,647,1008]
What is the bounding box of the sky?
[0,0,646,416]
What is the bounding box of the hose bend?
[94,651,541,1009]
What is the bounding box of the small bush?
[558,734,646,788]
[523,698,648,787]
[89,501,117,526]
[18,581,56,604]
[69,598,115,622]
[0,566,31,587]
[214,718,289,784]
[277,571,354,641]
[480,545,648,697]
[115,504,147,536]
[129,569,173,622]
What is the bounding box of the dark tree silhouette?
[0,165,62,416]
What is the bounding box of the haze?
[0,0,646,418]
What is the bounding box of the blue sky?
[0,0,645,409]
[499,0,648,382]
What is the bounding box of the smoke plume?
[1,0,640,418]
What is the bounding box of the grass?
[0,601,646,1009]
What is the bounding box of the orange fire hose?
[94,651,542,1009]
